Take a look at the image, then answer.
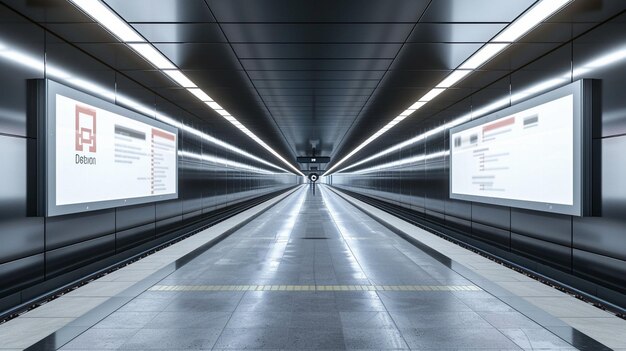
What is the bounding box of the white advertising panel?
[449,80,591,216]
[45,80,178,216]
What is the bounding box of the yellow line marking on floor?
[148,284,481,292]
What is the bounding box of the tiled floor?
[48,185,585,350]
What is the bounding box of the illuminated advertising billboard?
[42,80,178,216]
[449,80,592,216]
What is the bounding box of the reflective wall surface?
[0,3,299,312]
[329,12,626,307]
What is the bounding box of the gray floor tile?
[62,328,139,349]
[390,311,492,329]
[286,328,346,349]
[213,328,290,349]
[343,327,409,349]
[92,311,159,329]
[164,297,240,312]
[145,311,231,329]
[499,328,577,350]
[119,328,221,349]
[225,311,291,329]
[479,311,543,329]
[400,327,523,349]
[339,311,398,329]
[289,311,343,329]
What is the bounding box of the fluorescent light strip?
[437,70,472,88]
[337,72,575,174]
[325,0,571,175]
[493,0,572,42]
[180,151,286,175]
[419,88,446,102]
[163,70,197,88]
[68,0,303,177]
[128,43,176,69]
[69,0,144,42]
[187,88,212,102]
[206,101,223,110]
[348,151,449,175]
[458,43,509,70]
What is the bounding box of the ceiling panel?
[421,0,536,23]
[208,0,429,22]
[154,43,241,70]
[231,43,402,59]
[239,59,394,71]
[247,70,387,80]
[104,0,215,23]
[251,80,380,89]
[131,23,226,43]
[221,24,414,43]
[407,23,506,42]
[390,43,483,70]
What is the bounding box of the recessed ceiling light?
[163,70,197,88]
[437,70,472,88]
[206,101,223,110]
[187,88,212,102]
[69,0,144,42]
[459,43,509,70]
[419,88,446,102]
[128,43,176,69]
[493,0,572,43]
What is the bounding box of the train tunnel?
[0,0,625,349]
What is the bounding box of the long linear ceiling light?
[325,0,572,175]
[336,69,574,175]
[68,0,304,176]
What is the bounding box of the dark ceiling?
[4,0,625,172]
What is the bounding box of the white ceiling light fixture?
[69,0,144,42]
[325,0,572,175]
[409,101,428,110]
[187,88,213,102]
[437,70,472,88]
[493,0,572,42]
[67,0,303,177]
[163,70,197,88]
[458,43,509,70]
[419,88,446,102]
[127,43,176,69]
[206,101,223,110]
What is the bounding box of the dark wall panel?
[573,135,626,262]
[573,13,626,138]
[116,204,156,232]
[0,136,44,263]
[573,249,626,294]
[0,254,44,296]
[471,203,510,230]
[511,209,571,247]
[46,234,116,279]
[46,210,116,250]
[0,9,44,137]
[511,233,571,271]
[116,223,156,252]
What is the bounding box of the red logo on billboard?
[75,105,97,153]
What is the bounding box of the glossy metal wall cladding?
[0,2,299,309]
[332,11,626,303]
